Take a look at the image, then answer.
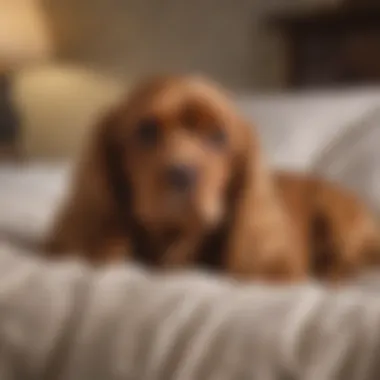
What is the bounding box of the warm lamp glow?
[0,0,53,68]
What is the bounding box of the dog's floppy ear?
[44,108,131,258]
[225,119,306,281]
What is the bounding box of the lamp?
[0,0,53,70]
[0,0,53,159]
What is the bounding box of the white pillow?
[311,108,380,212]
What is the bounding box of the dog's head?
[55,75,301,277]
[92,75,255,233]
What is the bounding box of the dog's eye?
[181,108,199,128]
[208,128,227,148]
[136,118,160,146]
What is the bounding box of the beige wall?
[42,0,342,90]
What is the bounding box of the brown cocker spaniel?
[45,75,380,283]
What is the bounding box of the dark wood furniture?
[0,73,21,160]
[270,3,380,89]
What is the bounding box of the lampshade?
[0,0,53,69]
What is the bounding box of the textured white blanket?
[1,241,380,380]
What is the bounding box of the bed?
[1,87,380,250]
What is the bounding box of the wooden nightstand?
[270,3,380,89]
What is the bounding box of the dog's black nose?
[165,164,197,191]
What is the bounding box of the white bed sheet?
[0,162,71,242]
